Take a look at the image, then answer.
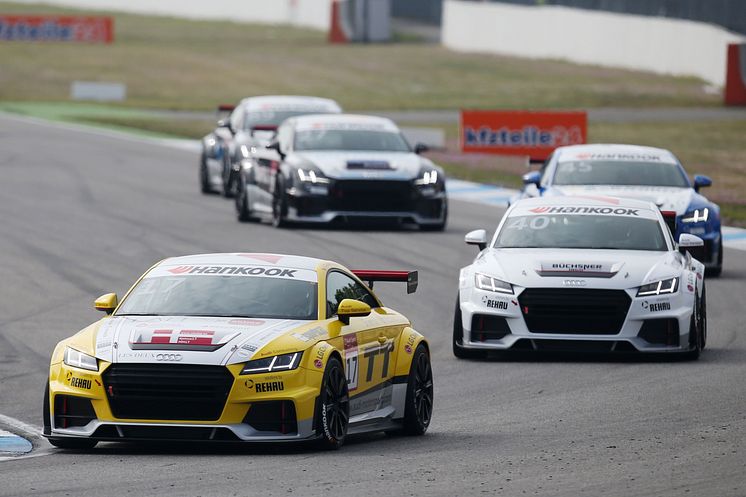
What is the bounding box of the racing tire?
[316,356,349,450]
[708,238,723,277]
[700,282,707,350]
[43,384,98,450]
[452,294,486,359]
[199,153,212,194]
[419,203,448,232]
[684,292,703,360]
[236,181,259,223]
[402,344,434,436]
[221,156,236,198]
[272,177,290,228]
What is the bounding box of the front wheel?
[316,356,349,449]
[684,292,703,360]
[420,203,447,232]
[453,294,485,359]
[222,156,236,198]
[199,153,212,194]
[708,238,723,277]
[236,181,259,223]
[402,344,434,435]
[272,178,290,228]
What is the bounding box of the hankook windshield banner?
[460,110,587,161]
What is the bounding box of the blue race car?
[516,143,722,275]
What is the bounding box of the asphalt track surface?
[0,114,745,497]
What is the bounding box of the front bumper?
[459,285,697,354]
[46,362,322,443]
[285,179,447,226]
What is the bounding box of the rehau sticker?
[66,371,92,390]
[641,300,671,312]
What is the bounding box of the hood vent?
[346,160,392,170]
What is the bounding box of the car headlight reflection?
[297,168,329,184]
[64,347,99,372]
[240,352,301,375]
[637,277,679,296]
[414,170,438,186]
[681,208,709,223]
[475,273,513,294]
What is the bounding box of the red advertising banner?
[460,110,587,161]
[725,43,746,106]
[0,15,113,43]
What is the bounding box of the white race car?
[454,196,707,359]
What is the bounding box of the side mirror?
[267,141,285,158]
[693,175,712,192]
[678,233,705,261]
[217,119,234,134]
[337,299,371,325]
[414,143,429,155]
[465,229,488,251]
[522,170,541,187]
[94,293,118,314]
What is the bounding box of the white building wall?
[442,0,746,86]
[8,0,332,30]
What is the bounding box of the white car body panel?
[458,196,705,353]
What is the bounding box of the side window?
[229,106,243,132]
[277,123,293,154]
[540,152,554,187]
[325,271,378,317]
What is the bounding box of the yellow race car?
[43,253,433,449]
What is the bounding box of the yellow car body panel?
[45,253,431,445]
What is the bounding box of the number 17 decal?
[344,334,359,392]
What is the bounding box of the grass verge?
[0,2,719,111]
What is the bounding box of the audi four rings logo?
[155,353,182,361]
[562,279,587,287]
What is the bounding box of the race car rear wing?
[660,210,677,236]
[352,270,418,294]
[251,125,278,137]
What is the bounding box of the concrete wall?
[442,0,746,86]
[7,0,332,30]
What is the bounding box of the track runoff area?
[0,113,745,497]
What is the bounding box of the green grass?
[0,2,719,111]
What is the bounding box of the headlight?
[414,169,439,186]
[475,273,513,294]
[681,208,709,223]
[637,277,679,297]
[297,168,329,184]
[64,347,98,372]
[240,352,301,375]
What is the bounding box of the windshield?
[244,109,335,129]
[294,129,410,152]
[116,275,318,320]
[553,161,689,187]
[495,214,667,251]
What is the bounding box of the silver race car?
[199,96,342,197]
[454,196,707,359]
